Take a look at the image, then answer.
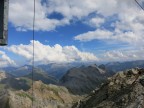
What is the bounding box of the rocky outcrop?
[73,68,144,108]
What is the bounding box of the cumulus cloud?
[9,0,70,31]
[0,51,16,68]
[74,29,113,42]
[9,0,121,31]
[74,29,143,46]
[6,41,98,65]
[10,0,101,31]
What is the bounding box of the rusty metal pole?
[0,0,9,46]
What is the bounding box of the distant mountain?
[23,68,58,85]
[1,65,32,77]
[10,65,32,77]
[0,81,82,108]
[73,68,144,108]
[38,63,70,79]
[38,63,85,79]
[1,63,85,79]
[2,65,60,83]
[60,64,114,95]
[2,60,144,79]
[105,60,144,72]
[0,66,16,72]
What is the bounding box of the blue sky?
[1,0,144,67]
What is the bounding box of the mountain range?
[105,60,144,72]
[0,60,144,108]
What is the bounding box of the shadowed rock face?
[73,68,144,108]
[60,64,114,95]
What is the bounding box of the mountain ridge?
[73,68,144,108]
[60,64,114,95]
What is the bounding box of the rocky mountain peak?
[89,64,97,68]
[98,64,106,70]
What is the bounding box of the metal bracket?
[0,0,9,46]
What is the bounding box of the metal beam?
[0,0,9,46]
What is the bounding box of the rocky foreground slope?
[73,68,144,108]
[0,81,81,108]
[0,71,83,108]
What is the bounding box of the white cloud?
[84,17,105,28]
[9,0,70,31]
[10,0,102,31]
[9,0,122,31]
[73,0,144,46]
[75,29,144,47]
[74,29,143,46]
[3,42,144,64]
[6,41,98,65]
[74,29,113,42]
[100,48,144,62]
[0,51,16,68]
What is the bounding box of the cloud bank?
[6,41,98,65]
[102,48,144,62]
[1,42,144,67]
